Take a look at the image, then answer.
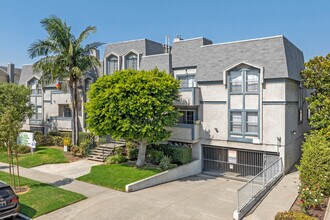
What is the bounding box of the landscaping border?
[125,159,201,192]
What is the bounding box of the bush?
[105,155,127,164]
[52,136,63,146]
[79,132,93,142]
[147,150,164,165]
[70,145,79,156]
[275,211,316,220]
[17,145,30,154]
[299,186,324,212]
[297,131,330,196]
[126,142,138,160]
[160,155,173,170]
[48,131,61,136]
[160,145,192,164]
[79,139,91,156]
[63,137,72,147]
[35,133,54,146]
[60,131,72,138]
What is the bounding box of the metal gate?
[202,146,279,181]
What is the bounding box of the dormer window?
[125,52,138,70]
[106,55,118,74]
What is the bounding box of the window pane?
[246,112,258,133]
[186,111,194,124]
[246,71,259,92]
[178,111,186,123]
[229,71,242,93]
[64,106,72,117]
[177,75,196,88]
[125,53,137,70]
[230,112,242,132]
[178,111,194,124]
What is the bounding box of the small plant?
[114,147,124,155]
[34,132,54,146]
[78,139,90,156]
[70,145,79,156]
[147,150,164,165]
[17,145,31,154]
[105,155,127,164]
[160,155,172,170]
[63,137,72,147]
[275,211,316,220]
[299,186,324,212]
[126,142,138,160]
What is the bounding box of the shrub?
[105,155,127,164]
[160,155,172,170]
[274,211,316,220]
[34,133,54,146]
[70,145,79,156]
[52,136,63,146]
[79,139,91,156]
[147,150,164,165]
[79,132,93,142]
[299,186,324,212]
[160,145,192,164]
[126,142,138,160]
[60,131,72,138]
[48,131,61,136]
[297,131,330,196]
[17,145,30,154]
[63,137,72,147]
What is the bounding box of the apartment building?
[19,35,307,175]
[0,63,21,83]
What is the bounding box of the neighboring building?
[19,35,308,175]
[102,35,308,175]
[19,54,102,133]
[0,63,21,83]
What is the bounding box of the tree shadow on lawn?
[19,203,37,219]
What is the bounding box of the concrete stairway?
[87,142,125,162]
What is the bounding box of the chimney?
[7,63,14,83]
[91,49,100,60]
[173,34,183,42]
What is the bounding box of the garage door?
[202,146,278,180]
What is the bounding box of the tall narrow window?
[107,55,118,74]
[229,71,243,93]
[246,72,259,92]
[125,53,138,70]
[246,112,258,133]
[230,112,242,132]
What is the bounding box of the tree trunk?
[69,79,76,146]
[6,142,13,187]
[74,80,79,146]
[15,150,21,192]
[136,141,147,167]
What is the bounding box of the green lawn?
[77,164,161,191]
[0,171,86,218]
[0,146,68,168]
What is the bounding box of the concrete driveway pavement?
[36,174,243,220]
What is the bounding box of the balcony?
[174,87,200,106]
[168,123,200,143]
[49,116,72,131]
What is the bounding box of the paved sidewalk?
[0,162,110,198]
[31,159,101,179]
[244,171,300,220]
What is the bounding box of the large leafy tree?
[301,53,330,134]
[28,15,103,145]
[0,83,33,191]
[86,69,181,167]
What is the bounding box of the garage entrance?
[202,145,279,180]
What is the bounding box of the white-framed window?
[230,111,242,132]
[229,71,243,93]
[59,104,72,117]
[246,72,259,92]
[178,110,195,124]
[107,55,118,74]
[125,52,138,70]
[177,74,196,88]
[230,111,258,134]
[246,112,258,133]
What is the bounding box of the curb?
[18,213,31,220]
[324,197,330,220]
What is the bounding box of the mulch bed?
[49,146,82,162]
[290,195,329,220]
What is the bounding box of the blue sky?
[1,0,330,67]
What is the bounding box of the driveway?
[36,174,243,220]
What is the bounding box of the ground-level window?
[59,104,72,117]
[178,110,195,124]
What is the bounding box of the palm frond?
[75,26,97,46]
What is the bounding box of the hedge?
[274,211,316,220]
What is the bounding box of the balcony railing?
[174,87,200,106]
[168,123,200,143]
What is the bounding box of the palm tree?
[28,15,103,145]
